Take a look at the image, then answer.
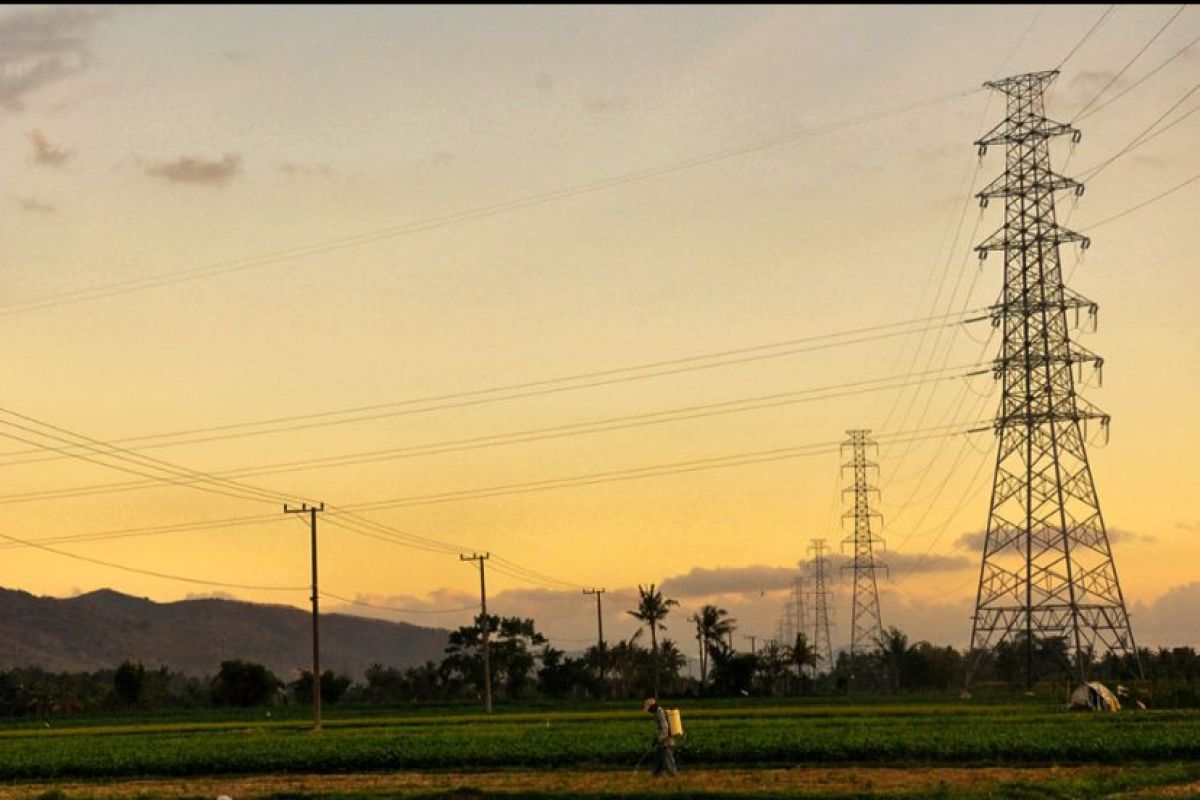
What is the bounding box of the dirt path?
[0,765,1126,799]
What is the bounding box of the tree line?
[1,584,1197,716]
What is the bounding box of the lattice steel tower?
[841,430,886,657]
[789,575,807,645]
[969,70,1138,684]
[808,539,835,670]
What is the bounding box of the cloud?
[184,591,237,601]
[1131,582,1200,648]
[535,72,555,92]
[222,48,256,64]
[15,196,55,213]
[27,128,68,165]
[144,153,241,185]
[955,527,1155,550]
[661,565,799,598]
[0,6,112,111]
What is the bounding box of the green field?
[1,701,1199,798]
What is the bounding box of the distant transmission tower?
[841,430,886,657]
[808,539,835,669]
[790,575,807,645]
[969,70,1138,685]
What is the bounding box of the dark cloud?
[661,565,799,598]
[145,153,241,185]
[27,128,68,165]
[15,196,56,213]
[955,527,1155,550]
[0,6,112,111]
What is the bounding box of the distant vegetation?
[0,599,1197,718]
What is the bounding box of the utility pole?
[808,539,835,671]
[284,501,324,731]
[583,588,606,694]
[461,553,493,713]
[841,430,886,659]
[968,70,1139,687]
[743,635,757,657]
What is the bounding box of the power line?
[1076,28,1200,122]
[0,365,978,506]
[1057,4,1119,70]
[0,528,306,591]
[341,422,986,515]
[1071,5,1189,120]
[0,87,980,319]
[1079,169,1200,231]
[0,311,980,466]
[1077,81,1200,182]
[319,590,477,615]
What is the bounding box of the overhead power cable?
[1079,170,1200,231]
[0,529,305,592]
[1071,4,1189,121]
[0,87,979,318]
[0,365,978,506]
[319,590,477,615]
[0,310,980,466]
[341,422,986,514]
[1076,28,1200,122]
[1057,4,1119,70]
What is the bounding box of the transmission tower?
[789,575,807,644]
[968,70,1138,685]
[841,430,887,657]
[808,539,835,670]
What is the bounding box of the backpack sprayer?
[632,706,687,772]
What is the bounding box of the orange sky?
[1,5,1198,656]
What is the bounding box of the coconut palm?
[874,626,909,691]
[690,604,737,685]
[626,584,679,696]
[791,632,820,678]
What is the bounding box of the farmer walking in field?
[643,697,678,777]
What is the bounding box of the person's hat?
[642,697,656,712]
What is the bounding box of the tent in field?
[1069,682,1121,712]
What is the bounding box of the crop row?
[0,709,1198,779]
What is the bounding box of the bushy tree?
[210,660,281,707]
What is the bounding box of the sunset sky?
[2,5,1198,665]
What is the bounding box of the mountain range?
[0,588,450,680]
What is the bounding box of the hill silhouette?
[0,588,449,679]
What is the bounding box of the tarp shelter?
[1069,682,1121,712]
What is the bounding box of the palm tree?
[627,584,679,696]
[874,626,909,691]
[690,604,737,685]
[791,632,820,679]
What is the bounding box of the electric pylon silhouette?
[790,575,807,645]
[808,539,835,670]
[841,430,886,657]
[968,70,1139,686]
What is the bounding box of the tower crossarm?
[977,169,1082,203]
[975,222,1090,255]
[987,287,1097,326]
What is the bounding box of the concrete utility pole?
[461,553,493,713]
[284,501,324,731]
[583,588,606,693]
[743,635,757,657]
